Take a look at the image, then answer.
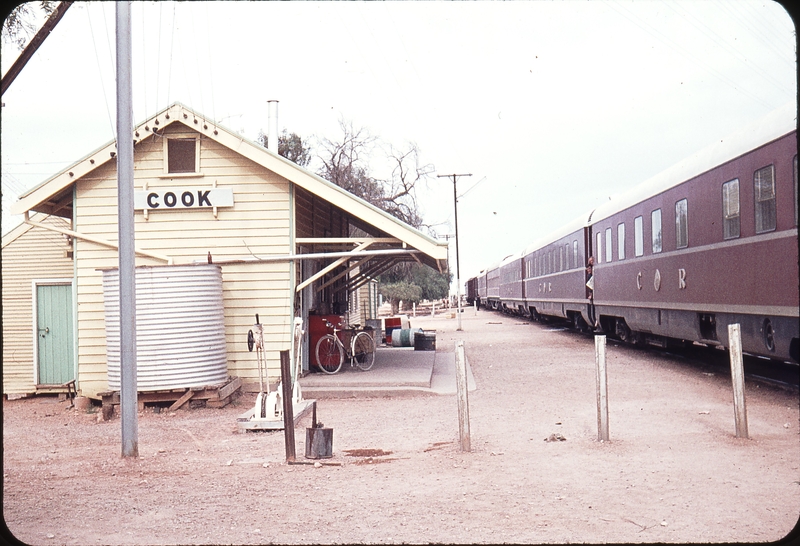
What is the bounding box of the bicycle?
[315,321,376,374]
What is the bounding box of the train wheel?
[616,318,633,343]
[763,318,776,352]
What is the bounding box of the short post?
[474,301,477,316]
[728,324,749,439]
[595,335,609,442]
[280,350,296,462]
[431,302,436,317]
[413,302,416,318]
[455,340,471,452]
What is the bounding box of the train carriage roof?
[522,211,592,257]
[589,101,796,225]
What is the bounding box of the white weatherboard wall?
[2,215,75,395]
[74,123,293,398]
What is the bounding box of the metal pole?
[116,1,138,458]
[438,173,471,331]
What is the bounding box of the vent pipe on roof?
[268,100,279,154]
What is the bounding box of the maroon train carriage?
[498,252,525,313]
[465,276,478,307]
[477,269,488,308]
[484,260,502,310]
[470,102,797,363]
[519,214,593,328]
[587,104,798,362]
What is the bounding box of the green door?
[36,284,74,385]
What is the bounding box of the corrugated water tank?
[103,264,228,391]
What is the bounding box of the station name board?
[134,188,234,211]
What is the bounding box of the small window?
[754,165,776,233]
[722,179,740,239]
[573,241,578,270]
[596,232,603,264]
[167,138,198,173]
[605,228,612,263]
[559,245,564,272]
[634,216,643,257]
[651,209,662,253]
[617,223,626,260]
[675,199,688,249]
[565,243,570,270]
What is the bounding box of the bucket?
[305,427,333,459]
[384,317,402,343]
[391,328,423,347]
[414,330,436,351]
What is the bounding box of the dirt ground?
[3,310,799,545]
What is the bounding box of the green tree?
[256,129,312,167]
[379,281,422,316]
[2,1,55,49]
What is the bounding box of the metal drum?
[414,330,436,351]
[103,264,228,391]
[391,327,423,347]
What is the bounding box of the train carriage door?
[584,226,597,326]
[35,282,75,386]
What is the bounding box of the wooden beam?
[296,237,401,245]
[295,241,372,292]
[168,390,195,412]
[315,255,372,293]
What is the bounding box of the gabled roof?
[11,102,447,271]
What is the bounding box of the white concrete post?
[595,335,609,442]
[455,340,471,452]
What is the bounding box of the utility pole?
[437,173,471,331]
[117,0,138,458]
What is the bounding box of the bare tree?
[317,118,432,228]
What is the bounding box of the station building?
[3,102,448,399]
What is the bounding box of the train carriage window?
[754,164,776,233]
[596,232,603,264]
[617,223,626,260]
[675,199,688,249]
[573,241,579,269]
[605,228,612,263]
[722,179,740,239]
[651,209,662,253]
[634,216,644,257]
[565,243,570,270]
[559,246,564,272]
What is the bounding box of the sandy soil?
[3,311,799,545]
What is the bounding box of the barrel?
[384,317,402,343]
[391,327,423,347]
[414,330,436,351]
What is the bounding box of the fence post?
[595,335,609,442]
[728,324,749,439]
[280,350,296,462]
[455,340,471,452]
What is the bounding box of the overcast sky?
[1,1,796,284]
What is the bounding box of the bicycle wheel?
[352,331,376,371]
[315,334,344,374]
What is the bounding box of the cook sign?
[134,188,234,211]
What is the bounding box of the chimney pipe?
[268,100,279,154]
